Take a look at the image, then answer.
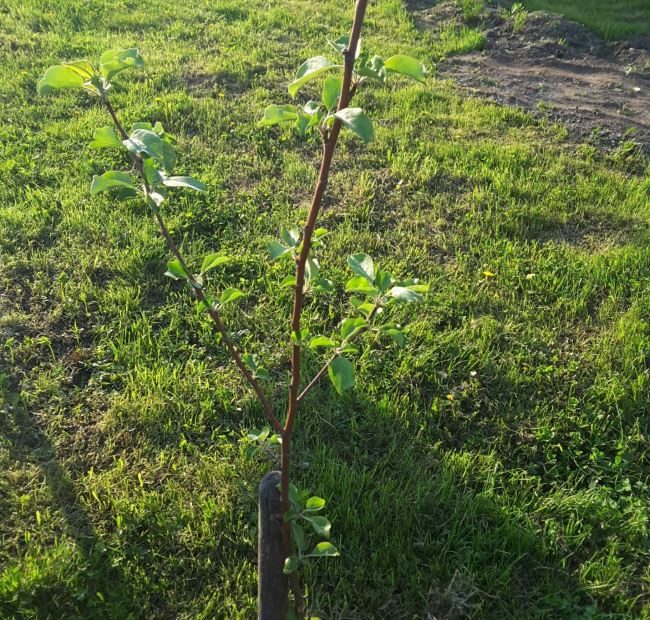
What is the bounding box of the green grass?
[1,0,650,618]
[520,0,650,40]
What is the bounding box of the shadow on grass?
[295,390,614,619]
[0,383,142,619]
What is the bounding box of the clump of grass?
[436,24,486,59]
[457,0,486,21]
[520,0,650,40]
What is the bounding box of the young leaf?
[310,336,337,350]
[37,65,87,95]
[291,329,310,346]
[327,35,360,57]
[259,104,299,127]
[384,55,427,83]
[334,108,374,144]
[90,171,135,195]
[291,522,307,552]
[313,278,335,293]
[375,271,394,292]
[328,356,354,395]
[305,496,326,512]
[383,327,406,347]
[123,129,165,160]
[142,159,163,187]
[220,288,244,305]
[356,54,386,82]
[164,259,189,281]
[63,60,96,80]
[340,317,366,340]
[310,542,340,557]
[89,126,124,149]
[280,275,297,288]
[283,555,299,574]
[347,254,375,283]
[162,176,206,192]
[280,227,300,247]
[243,353,258,372]
[305,256,320,283]
[304,515,331,538]
[390,286,424,303]
[201,253,229,274]
[99,48,144,81]
[288,56,341,98]
[322,77,341,111]
[345,276,379,295]
[268,241,293,260]
[161,141,177,175]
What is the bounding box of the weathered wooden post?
[258,471,288,619]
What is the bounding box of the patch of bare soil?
[410,1,650,151]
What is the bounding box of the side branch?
[101,96,283,434]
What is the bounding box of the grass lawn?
[520,0,650,40]
[1,0,649,618]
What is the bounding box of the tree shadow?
[295,385,634,619]
[0,380,141,619]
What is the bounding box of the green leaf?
[375,271,394,292]
[356,54,386,82]
[89,126,124,149]
[384,55,427,83]
[345,276,379,295]
[288,484,300,507]
[327,35,360,57]
[291,522,306,552]
[143,159,164,187]
[280,275,297,288]
[64,60,96,80]
[164,259,189,281]
[305,256,320,283]
[244,354,257,371]
[280,227,300,247]
[268,241,292,260]
[310,541,340,557]
[123,129,164,160]
[350,297,376,317]
[304,515,331,538]
[313,278,335,293]
[390,286,424,303]
[201,253,229,274]
[258,104,299,127]
[322,76,341,111]
[99,48,144,81]
[328,356,354,395]
[220,288,244,305]
[288,56,341,98]
[384,327,406,347]
[310,336,336,350]
[334,108,374,144]
[163,176,206,192]
[340,317,367,340]
[90,171,135,195]
[347,253,375,282]
[291,328,310,346]
[161,141,177,175]
[37,65,87,95]
[305,496,326,512]
[283,555,299,574]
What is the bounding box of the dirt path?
[410,1,650,151]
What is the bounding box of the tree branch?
[296,303,380,405]
[101,96,283,434]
